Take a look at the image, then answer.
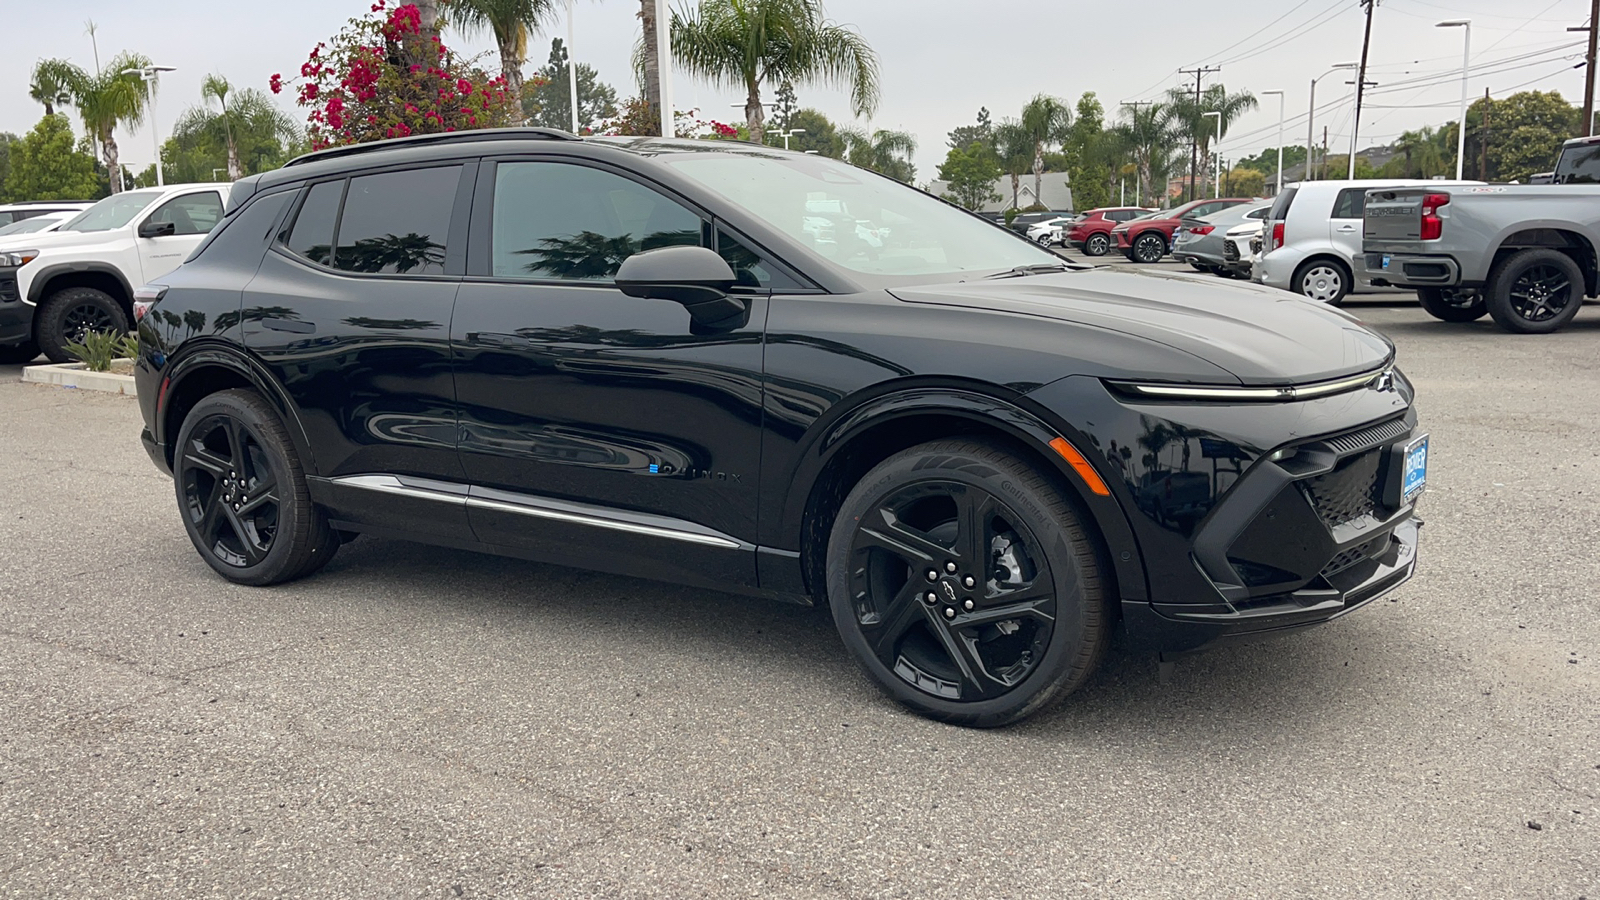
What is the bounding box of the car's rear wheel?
[1084,233,1110,256]
[1486,248,1585,334]
[1188,260,1208,272]
[36,287,128,363]
[0,340,40,365]
[826,439,1109,728]
[174,389,340,586]
[1416,287,1488,322]
[1132,232,1166,263]
[1293,259,1350,305]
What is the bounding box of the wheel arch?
[27,263,135,320]
[783,385,1147,607]
[1489,226,1598,296]
[157,343,319,477]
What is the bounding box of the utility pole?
[1179,66,1222,202]
[1480,86,1491,180]
[1351,0,1379,179]
[1322,126,1329,180]
[1568,2,1599,135]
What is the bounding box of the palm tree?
[840,128,916,183]
[638,0,662,133]
[1019,94,1072,205]
[1115,102,1177,207]
[449,0,558,123]
[29,60,78,117]
[1165,84,1256,200]
[173,77,299,180]
[37,53,153,194]
[992,119,1032,211]
[670,0,879,144]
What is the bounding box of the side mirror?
[615,246,746,329]
[139,219,176,239]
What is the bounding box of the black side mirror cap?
[615,245,746,328]
[139,220,177,238]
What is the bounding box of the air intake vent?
[1324,416,1410,456]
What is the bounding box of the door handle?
[1337,225,1357,232]
[469,331,532,347]
[261,317,315,334]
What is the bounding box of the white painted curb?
[21,360,138,397]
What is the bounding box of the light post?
[567,0,580,134]
[121,64,176,186]
[1346,75,1378,178]
[654,0,673,138]
[1437,19,1471,179]
[775,127,806,150]
[1203,111,1222,198]
[1308,62,1357,182]
[1260,89,1285,194]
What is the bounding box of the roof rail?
[284,127,582,167]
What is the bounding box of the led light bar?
[1108,367,1390,402]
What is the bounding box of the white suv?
[1254,179,1481,304]
[0,183,227,363]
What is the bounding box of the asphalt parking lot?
[2,289,1597,898]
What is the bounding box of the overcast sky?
[5,0,1590,186]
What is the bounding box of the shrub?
[64,330,138,372]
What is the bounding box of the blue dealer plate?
[1402,434,1428,500]
[1381,254,1392,269]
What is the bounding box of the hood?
[889,266,1393,386]
[0,228,120,251]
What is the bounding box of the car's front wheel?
[1486,248,1585,334]
[174,389,340,586]
[1416,287,1488,322]
[36,287,128,363]
[1084,233,1110,256]
[826,439,1109,727]
[1132,232,1166,263]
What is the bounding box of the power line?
[1214,1,1356,68]
[1188,0,1326,66]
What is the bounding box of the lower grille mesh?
[1302,449,1383,529]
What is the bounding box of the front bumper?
[0,270,33,345]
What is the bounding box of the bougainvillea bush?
[271,2,516,149]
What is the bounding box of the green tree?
[1447,90,1581,183]
[1115,102,1177,207]
[1165,84,1256,200]
[447,0,558,122]
[0,132,17,200]
[1222,166,1264,198]
[947,106,993,151]
[173,75,298,181]
[782,107,844,157]
[841,128,916,183]
[1061,92,1113,212]
[1234,144,1308,178]
[525,38,619,132]
[1020,94,1072,205]
[29,60,77,118]
[993,118,1032,211]
[936,142,1000,210]
[670,0,880,144]
[34,54,154,194]
[2,115,100,202]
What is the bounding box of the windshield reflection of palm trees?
[515,228,700,278]
[335,232,446,275]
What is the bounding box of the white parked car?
[1219,219,1264,278]
[1025,215,1075,246]
[0,211,81,237]
[0,201,93,230]
[1254,179,1481,304]
[0,183,227,364]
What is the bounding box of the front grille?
[1325,415,1409,455]
[0,273,17,304]
[1223,240,1240,262]
[1249,236,1262,254]
[1302,448,1382,528]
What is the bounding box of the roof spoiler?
[283,127,581,168]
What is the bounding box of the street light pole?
[122,64,177,186]
[1261,89,1284,194]
[1438,20,1471,179]
[1204,111,1222,198]
[1308,63,1357,184]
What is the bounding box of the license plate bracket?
[1384,434,1428,507]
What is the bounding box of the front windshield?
[0,216,67,236]
[59,191,163,233]
[665,153,1057,279]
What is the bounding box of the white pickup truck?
[0,183,227,363]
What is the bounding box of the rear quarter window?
[1268,187,1297,220]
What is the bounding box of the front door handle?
[1337,225,1358,233]
[469,331,532,347]
[261,317,315,334]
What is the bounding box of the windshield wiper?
[983,262,1074,280]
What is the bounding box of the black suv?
[135,129,1426,726]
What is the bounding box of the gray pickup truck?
[1362,136,1600,334]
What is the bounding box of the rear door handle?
[469,331,532,347]
[261,317,315,334]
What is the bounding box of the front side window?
[1333,188,1367,220]
[491,162,702,280]
[335,166,460,275]
[59,191,164,233]
[146,192,224,236]
[1555,143,1600,183]
[717,228,804,290]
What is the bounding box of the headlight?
[1106,367,1392,402]
[0,249,40,268]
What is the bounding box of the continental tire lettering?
[999,478,1044,520]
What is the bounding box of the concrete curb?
[21,361,138,397]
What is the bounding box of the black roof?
[283,127,581,167]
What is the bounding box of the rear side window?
[286,180,343,266]
[335,166,460,275]
[1268,187,1297,221]
[147,192,225,236]
[1333,188,1368,219]
[1246,207,1267,219]
[1555,143,1600,183]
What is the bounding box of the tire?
[1131,232,1167,263]
[1292,258,1351,305]
[173,388,340,586]
[1485,248,1586,334]
[36,287,128,364]
[1084,234,1110,256]
[825,439,1109,728]
[0,340,40,365]
[1188,260,1208,272]
[1416,287,1488,322]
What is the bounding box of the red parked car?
[1063,207,1154,256]
[1111,198,1254,263]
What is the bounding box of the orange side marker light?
[1049,437,1111,497]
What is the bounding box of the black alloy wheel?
[1486,248,1585,334]
[1416,287,1488,322]
[1084,233,1110,256]
[36,287,129,363]
[827,439,1108,727]
[1132,232,1166,263]
[175,389,340,585]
